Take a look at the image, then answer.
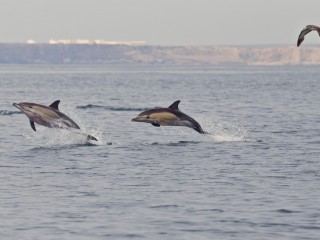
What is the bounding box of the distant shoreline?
[0,43,319,65]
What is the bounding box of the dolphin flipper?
[152,123,160,127]
[30,121,36,131]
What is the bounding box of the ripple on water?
[77,104,148,112]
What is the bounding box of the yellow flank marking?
[150,112,177,120]
[32,106,60,119]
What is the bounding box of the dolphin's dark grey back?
[133,100,206,134]
[174,110,205,134]
[55,111,80,129]
[168,100,205,134]
[48,100,80,129]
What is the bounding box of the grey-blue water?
[0,64,319,240]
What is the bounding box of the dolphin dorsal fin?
[49,100,60,110]
[168,100,180,110]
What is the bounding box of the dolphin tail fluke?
[198,129,210,134]
[193,125,209,134]
[73,131,98,141]
[194,127,210,134]
[86,134,98,141]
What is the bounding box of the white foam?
[208,133,244,142]
[23,121,108,147]
[197,115,249,142]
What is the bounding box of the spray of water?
[22,108,110,147]
[198,116,250,142]
[162,115,250,143]
[24,128,103,147]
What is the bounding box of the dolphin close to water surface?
[13,100,98,141]
[132,100,206,134]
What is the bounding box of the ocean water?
[0,64,319,240]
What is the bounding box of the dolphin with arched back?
[132,100,207,134]
[13,100,98,141]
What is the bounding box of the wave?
[0,110,22,116]
[30,142,98,151]
[151,141,201,146]
[76,104,148,112]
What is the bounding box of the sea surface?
[0,64,319,240]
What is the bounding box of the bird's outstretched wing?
[297,27,312,47]
[297,25,320,47]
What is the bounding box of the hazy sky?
[0,0,319,45]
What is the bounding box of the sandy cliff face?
[239,48,301,65]
[0,44,320,65]
[238,47,320,65]
[125,46,242,64]
[298,48,320,65]
[126,46,320,65]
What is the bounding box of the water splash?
[24,128,103,146]
[57,108,111,146]
[22,114,110,147]
[198,116,250,142]
[207,133,244,142]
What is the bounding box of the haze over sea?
[0,64,319,240]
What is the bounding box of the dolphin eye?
[146,116,150,119]
[29,106,32,108]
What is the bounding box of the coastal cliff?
[0,44,319,65]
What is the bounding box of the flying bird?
[297,25,320,47]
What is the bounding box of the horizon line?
[0,42,319,47]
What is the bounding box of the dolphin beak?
[132,116,148,122]
[12,103,21,110]
[132,116,155,124]
[131,117,139,122]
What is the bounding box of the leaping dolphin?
[132,100,207,134]
[13,100,98,141]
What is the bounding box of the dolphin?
[13,100,98,141]
[132,100,207,134]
